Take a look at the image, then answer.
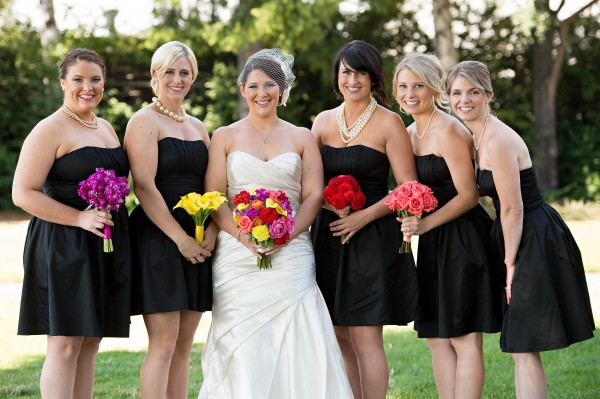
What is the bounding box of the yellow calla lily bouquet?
[173,191,228,243]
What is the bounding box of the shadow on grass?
[1,332,598,398]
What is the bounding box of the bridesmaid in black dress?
[393,53,502,399]
[13,49,131,399]
[311,40,419,399]
[446,60,594,399]
[124,41,213,399]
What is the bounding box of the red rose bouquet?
[232,188,296,270]
[384,180,438,253]
[77,168,130,253]
[323,175,366,242]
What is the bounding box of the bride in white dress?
[199,49,353,398]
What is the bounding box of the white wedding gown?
[199,151,353,399]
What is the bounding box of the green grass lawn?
[1,330,598,399]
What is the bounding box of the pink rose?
[238,216,253,234]
[423,193,438,212]
[408,196,424,216]
[269,218,288,239]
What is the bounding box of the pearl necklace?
[61,105,98,129]
[152,97,187,122]
[337,97,377,144]
[415,107,436,139]
[474,114,491,151]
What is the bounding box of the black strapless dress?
[413,155,503,338]
[478,167,594,352]
[311,144,419,326]
[130,137,212,315]
[18,147,132,337]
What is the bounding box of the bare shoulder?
[438,113,472,144]
[26,112,65,147]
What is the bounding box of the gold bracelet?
[236,230,242,241]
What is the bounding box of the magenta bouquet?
[78,168,130,252]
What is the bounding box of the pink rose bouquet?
[77,168,130,253]
[384,181,438,253]
[232,188,296,270]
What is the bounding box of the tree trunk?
[39,0,58,49]
[431,0,457,72]
[532,41,558,190]
[530,0,598,191]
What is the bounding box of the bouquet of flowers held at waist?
[232,188,296,270]
[173,191,228,244]
[323,175,366,242]
[77,168,130,253]
[384,180,438,253]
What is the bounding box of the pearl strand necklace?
[152,97,187,122]
[337,97,377,144]
[474,114,491,151]
[415,107,436,139]
[61,105,98,129]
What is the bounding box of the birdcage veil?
[237,48,296,106]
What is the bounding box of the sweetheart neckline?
[228,150,301,163]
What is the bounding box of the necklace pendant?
[264,138,269,144]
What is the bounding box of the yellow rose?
[251,225,270,242]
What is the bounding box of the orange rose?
[251,199,264,209]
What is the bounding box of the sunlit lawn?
[1,330,599,398]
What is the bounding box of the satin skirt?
[199,231,353,398]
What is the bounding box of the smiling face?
[60,60,104,115]
[154,55,194,101]
[394,68,435,116]
[337,60,372,101]
[240,68,280,116]
[449,75,490,122]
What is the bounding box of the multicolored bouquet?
[77,168,130,253]
[384,181,438,253]
[173,191,228,244]
[232,188,295,270]
[323,175,366,242]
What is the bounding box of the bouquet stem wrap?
[396,210,412,254]
[103,225,113,252]
[195,225,204,244]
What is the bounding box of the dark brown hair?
[59,48,106,79]
[332,40,390,107]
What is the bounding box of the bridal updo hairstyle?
[150,41,198,96]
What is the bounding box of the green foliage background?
[1,0,599,210]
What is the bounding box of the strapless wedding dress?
[199,151,353,399]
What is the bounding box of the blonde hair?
[445,60,494,101]
[150,41,198,95]
[393,53,448,109]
